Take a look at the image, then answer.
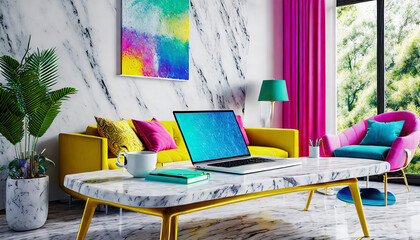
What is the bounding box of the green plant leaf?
[17,52,49,117]
[25,48,59,90]
[29,87,77,138]
[0,55,21,89]
[23,47,77,138]
[39,156,45,165]
[40,165,45,174]
[0,87,24,145]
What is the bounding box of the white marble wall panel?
[0,0,250,209]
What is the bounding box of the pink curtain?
[282,0,326,157]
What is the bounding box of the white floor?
[1,180,420,239]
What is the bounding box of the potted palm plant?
[0,37,76,231]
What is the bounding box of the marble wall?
[0,0,274,209]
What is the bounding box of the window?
[336,1,377,133]
[384,0,420,174]
[336,0,420,174]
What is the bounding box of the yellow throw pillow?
[124,119,137,133]
[95,116,145,156]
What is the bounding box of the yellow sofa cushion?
[95,116,145,156]
[158,121,186,148]
[85,125,100,136]
[248,146,289,158]
[107,148,190,169]
[157,148,190,164]
[107,156,121,170]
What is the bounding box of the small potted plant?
[0,37,76,231]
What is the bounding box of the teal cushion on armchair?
[360,120,404,146]
[333,145,391,161]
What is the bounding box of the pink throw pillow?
[132,118,177,152]
[236,115,250,146]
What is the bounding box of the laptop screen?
[173,111,250,163]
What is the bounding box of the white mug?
[116,151,157,177]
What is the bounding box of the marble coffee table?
[64,157,390,240]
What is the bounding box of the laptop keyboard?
[208,158,275,168]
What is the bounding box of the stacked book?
[145,169,210,184]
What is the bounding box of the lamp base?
[269,101,275,128]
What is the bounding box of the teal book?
[145,169,210,184]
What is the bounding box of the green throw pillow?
[360,120,404,146]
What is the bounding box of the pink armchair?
[322,111,420,205]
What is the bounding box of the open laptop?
[173,110,302,174]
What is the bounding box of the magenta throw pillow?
[132,118,177,152]
[236,115,250,146]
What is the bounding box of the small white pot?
[6,175,49,231]
[309,146,320,158]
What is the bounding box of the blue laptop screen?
[174,111,250,163]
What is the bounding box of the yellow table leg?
[160,213,174,240]
[304,190,314,211]
[170,215,178,240]
[348,179,369,237]
[77,198,99,240]
[366,176,369,188]
[74,178,371,239]
[384,173,388,206]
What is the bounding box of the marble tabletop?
[64,157,390,208]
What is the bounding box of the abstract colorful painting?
[122,0,189,80]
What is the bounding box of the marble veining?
[6,176,49,231]
[59,0,117,111]
[64,157,390,208]
[0,0,250,209]
[1,180,419,239]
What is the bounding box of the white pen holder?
[309,146,320,158]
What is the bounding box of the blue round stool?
[337,187,396,206]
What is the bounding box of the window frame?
[337,0,385,114]
[336,0,420,185]
[337,0,373,7]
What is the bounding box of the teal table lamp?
[258,80,289,127]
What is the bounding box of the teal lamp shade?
[258,80,289,102]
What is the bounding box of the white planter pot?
[6,175,49,231]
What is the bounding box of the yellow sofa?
[59,120,299,199]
